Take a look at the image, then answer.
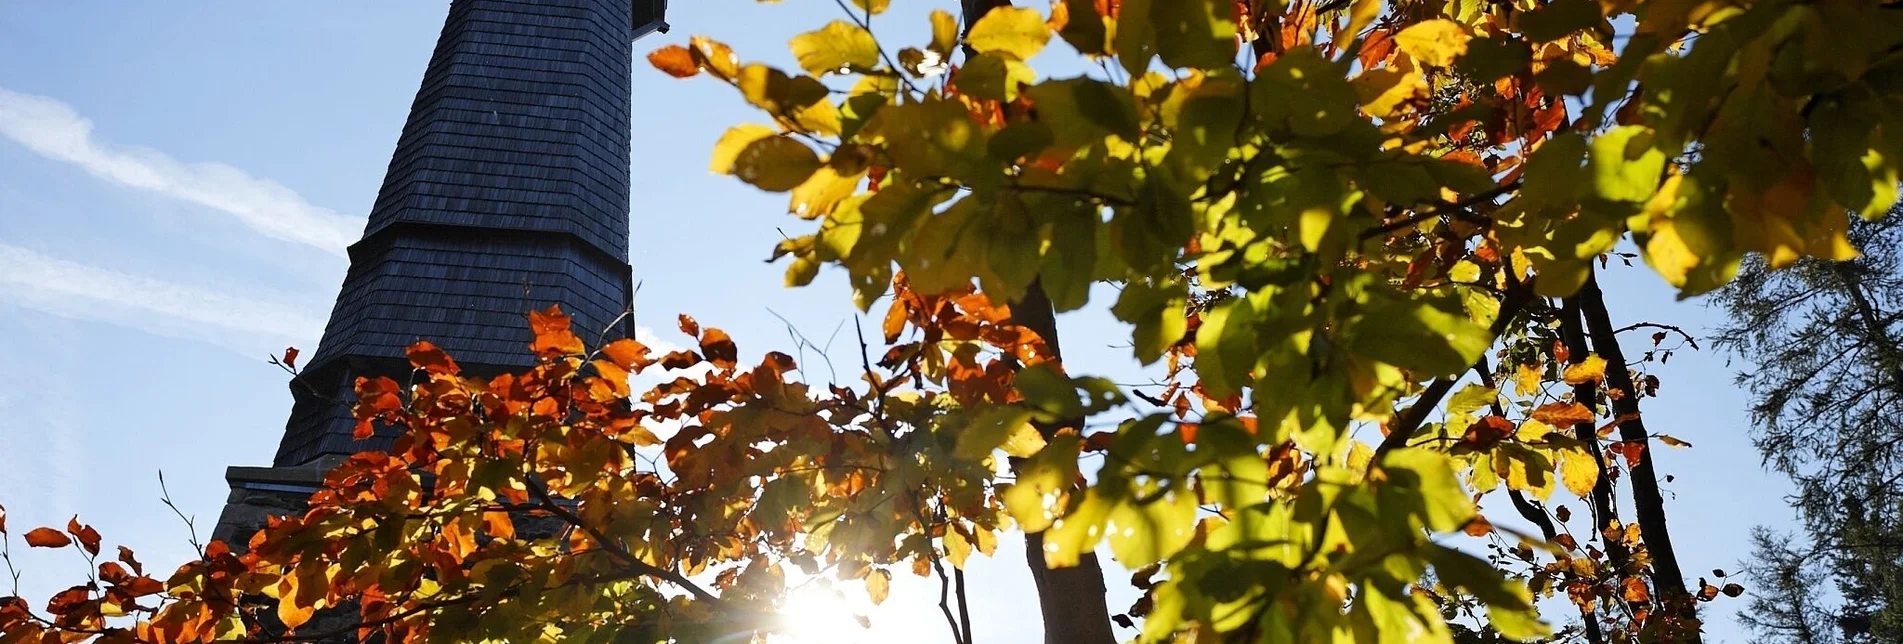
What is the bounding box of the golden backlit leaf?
[968,6,1051,61]
[1394,19,1470,67]
[1562,355,1607,385]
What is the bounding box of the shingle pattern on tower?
[274,0,640,467]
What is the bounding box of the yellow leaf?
[929,10,961,57]
[1559,446,1600,498]
[1562,354,1607,384]
[788,165,866,220]
[1515,363,1544,396]
[1001,423,1049,458]
[710,124,777,175]
[866,568,891,605]
[968,6,1052,61]
[1352,66,1428,119]
[1394,19,1471,67]
[944,528,972,569]
[1344,0,1383,40]
[1657,434,1692,448]
[790,20,881,76]
[850,0,890,14]
[690,36,741,81]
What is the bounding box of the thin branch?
[1377,277,1538,456]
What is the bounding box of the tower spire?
[216,0,665,543]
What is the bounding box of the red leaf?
[699,328,739,370]
[117,546,143,576]
[66,517,101,556]
[1459,415,1516,449]
[406,341,460,375]
[282,346,300,369]
[647,45,701,78]
[24,527,71,548]
[0,503,7,534]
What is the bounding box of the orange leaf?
[647,45,701,78]
[482,511,516,541]
[66,516,101,556]
[1531,402,1594,426]
[699,328,739,370]
[1463,514,1494,537]
[529,305,585,357]
[24,527,70,548]
[1622,577,1652,603]
[678,314,701,338]
[1552,340,1571,364]
[600,338,654,372]
[406,341,460,375]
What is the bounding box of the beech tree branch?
[1377,276,1538,456]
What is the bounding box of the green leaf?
[1110,280,1188,365]
[1379,449,1474,533]
[732,136,823,192]
[1346,291,1491,377]
[873,98,992,183]
[958,53,1037,102]
[1115,0,1157,78]
[1446,384,1497,418]
[1519,131,1588,209]
[968,6,1051,61]
[1056,0,1110,56]
[1107,484,1199,565]
[1515,0,1603,42]
[1150,0,1238,69]
[1455,35,1533,83]
[1194,295,1262,398]
[1002,434,1083,532]
[954,406,1039,460]
[790,20,881,76]
[1044,486,1115,567]
[1255,48,1359,138]
[1589,125,1668,203]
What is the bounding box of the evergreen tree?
[1715,210,1903,643]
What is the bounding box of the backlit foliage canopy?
[5,0,1902,641]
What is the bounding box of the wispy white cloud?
[0,87,360,254]
[0,241,325,352]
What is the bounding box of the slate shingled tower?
[215,0,668,543]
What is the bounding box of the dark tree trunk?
[1577,270,1700,641]
[951,0,1121,639]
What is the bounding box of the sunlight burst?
[774,585,870,643]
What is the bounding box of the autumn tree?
[1716,208,1903,643]
[6,0,1903,642]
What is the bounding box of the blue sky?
[0,2,1789,641]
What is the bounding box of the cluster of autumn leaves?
[7,0,1903,641]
